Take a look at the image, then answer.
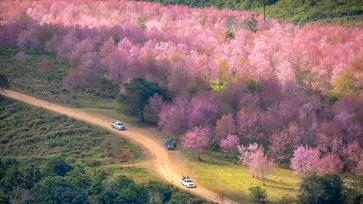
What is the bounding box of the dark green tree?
[42,156,73,177]
[169,189,204,204]
[249,186,267,204]
[101,175,149,204]
[0,74,9,91]
[65,163,91,191]
[0,190,8,204]
[145,181,173,203]
[299,174,345,204]
[20,164,42,189]
[29,176,88,204]
[119,78,165,122]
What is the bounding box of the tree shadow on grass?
[264,177,297,188]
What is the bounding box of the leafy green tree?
[101,175,149,204]
[169,189,204,204]
[29,176,88,204]
[42,156,73,177]
[65,163,91,191]
[86,169,108,199]
[119,78,165,121]
[20,164,42,189]
[0,74,9,91]
[249,186,267,204]
[299,174,345,204]
[2,166,21,191]
[344,188,363,204]
[145,181,173,203]
[0,190,8,204]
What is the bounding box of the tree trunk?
[139,110,144,122]
[198,152,202,161]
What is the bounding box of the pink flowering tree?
[181,127,211,161]
[220,134,240,160]
[215,114,236,141]
[355,156,363,176]
[15,51,27,61]
[249,149,274,186]
[290,146,320,174]
[144,93,166,123]
[318,153,344,175]
[158,96,190,136]
[62,67,90,96]
[269,131,294,164]
[344,141,362,170]
[238,143,273,185]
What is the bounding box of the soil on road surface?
[3,90,238,204]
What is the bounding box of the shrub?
[249,186,267,204]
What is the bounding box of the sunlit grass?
[182,151,301,203]
[101,164,161,184]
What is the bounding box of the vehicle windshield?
[185,180,193,183]
[115,122,123,125]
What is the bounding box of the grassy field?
[182,151,301,203]
[0,46,119,109]
[0,96,142,165]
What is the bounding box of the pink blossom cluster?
[1,0,363,91]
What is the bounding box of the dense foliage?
[298,174,345,204]
[0,74,9,91]
[119,78,167,121]
[0,46,119,107]
[133,0,363,25]
[0,0,363,182]
[0,97,140,165]
[0,158,210,204]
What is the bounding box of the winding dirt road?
[3,90,238,204]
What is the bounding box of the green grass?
[182,151,301,203]
[0,46,119,109]
[265,0,363,25]
[101,164,161,184]
[0,96,142,165]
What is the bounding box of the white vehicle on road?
[180,176,195,188]
[111,121,126,130]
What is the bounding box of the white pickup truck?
[111,121,126,130]
[180,176,195,188]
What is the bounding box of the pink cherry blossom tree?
[144,93,166,123]
[290,146,320,174]
[269,131,294,164]
[249,149,274,186]
[15,51,27,61]
[158,96,190,136]
[238,143,273,185]
[181,127,211,161]
[355,156,363,176]
[215,114,236,141]
[220,134,240,157]
[318,153,344,175]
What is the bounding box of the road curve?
[3,90,238,204]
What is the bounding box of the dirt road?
[3,90,238,204]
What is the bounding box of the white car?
[111,121,126,130]
[180,177,195,188]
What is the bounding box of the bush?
[29,176,88,204]
[249,186,267,204]
[298,174,345,204]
